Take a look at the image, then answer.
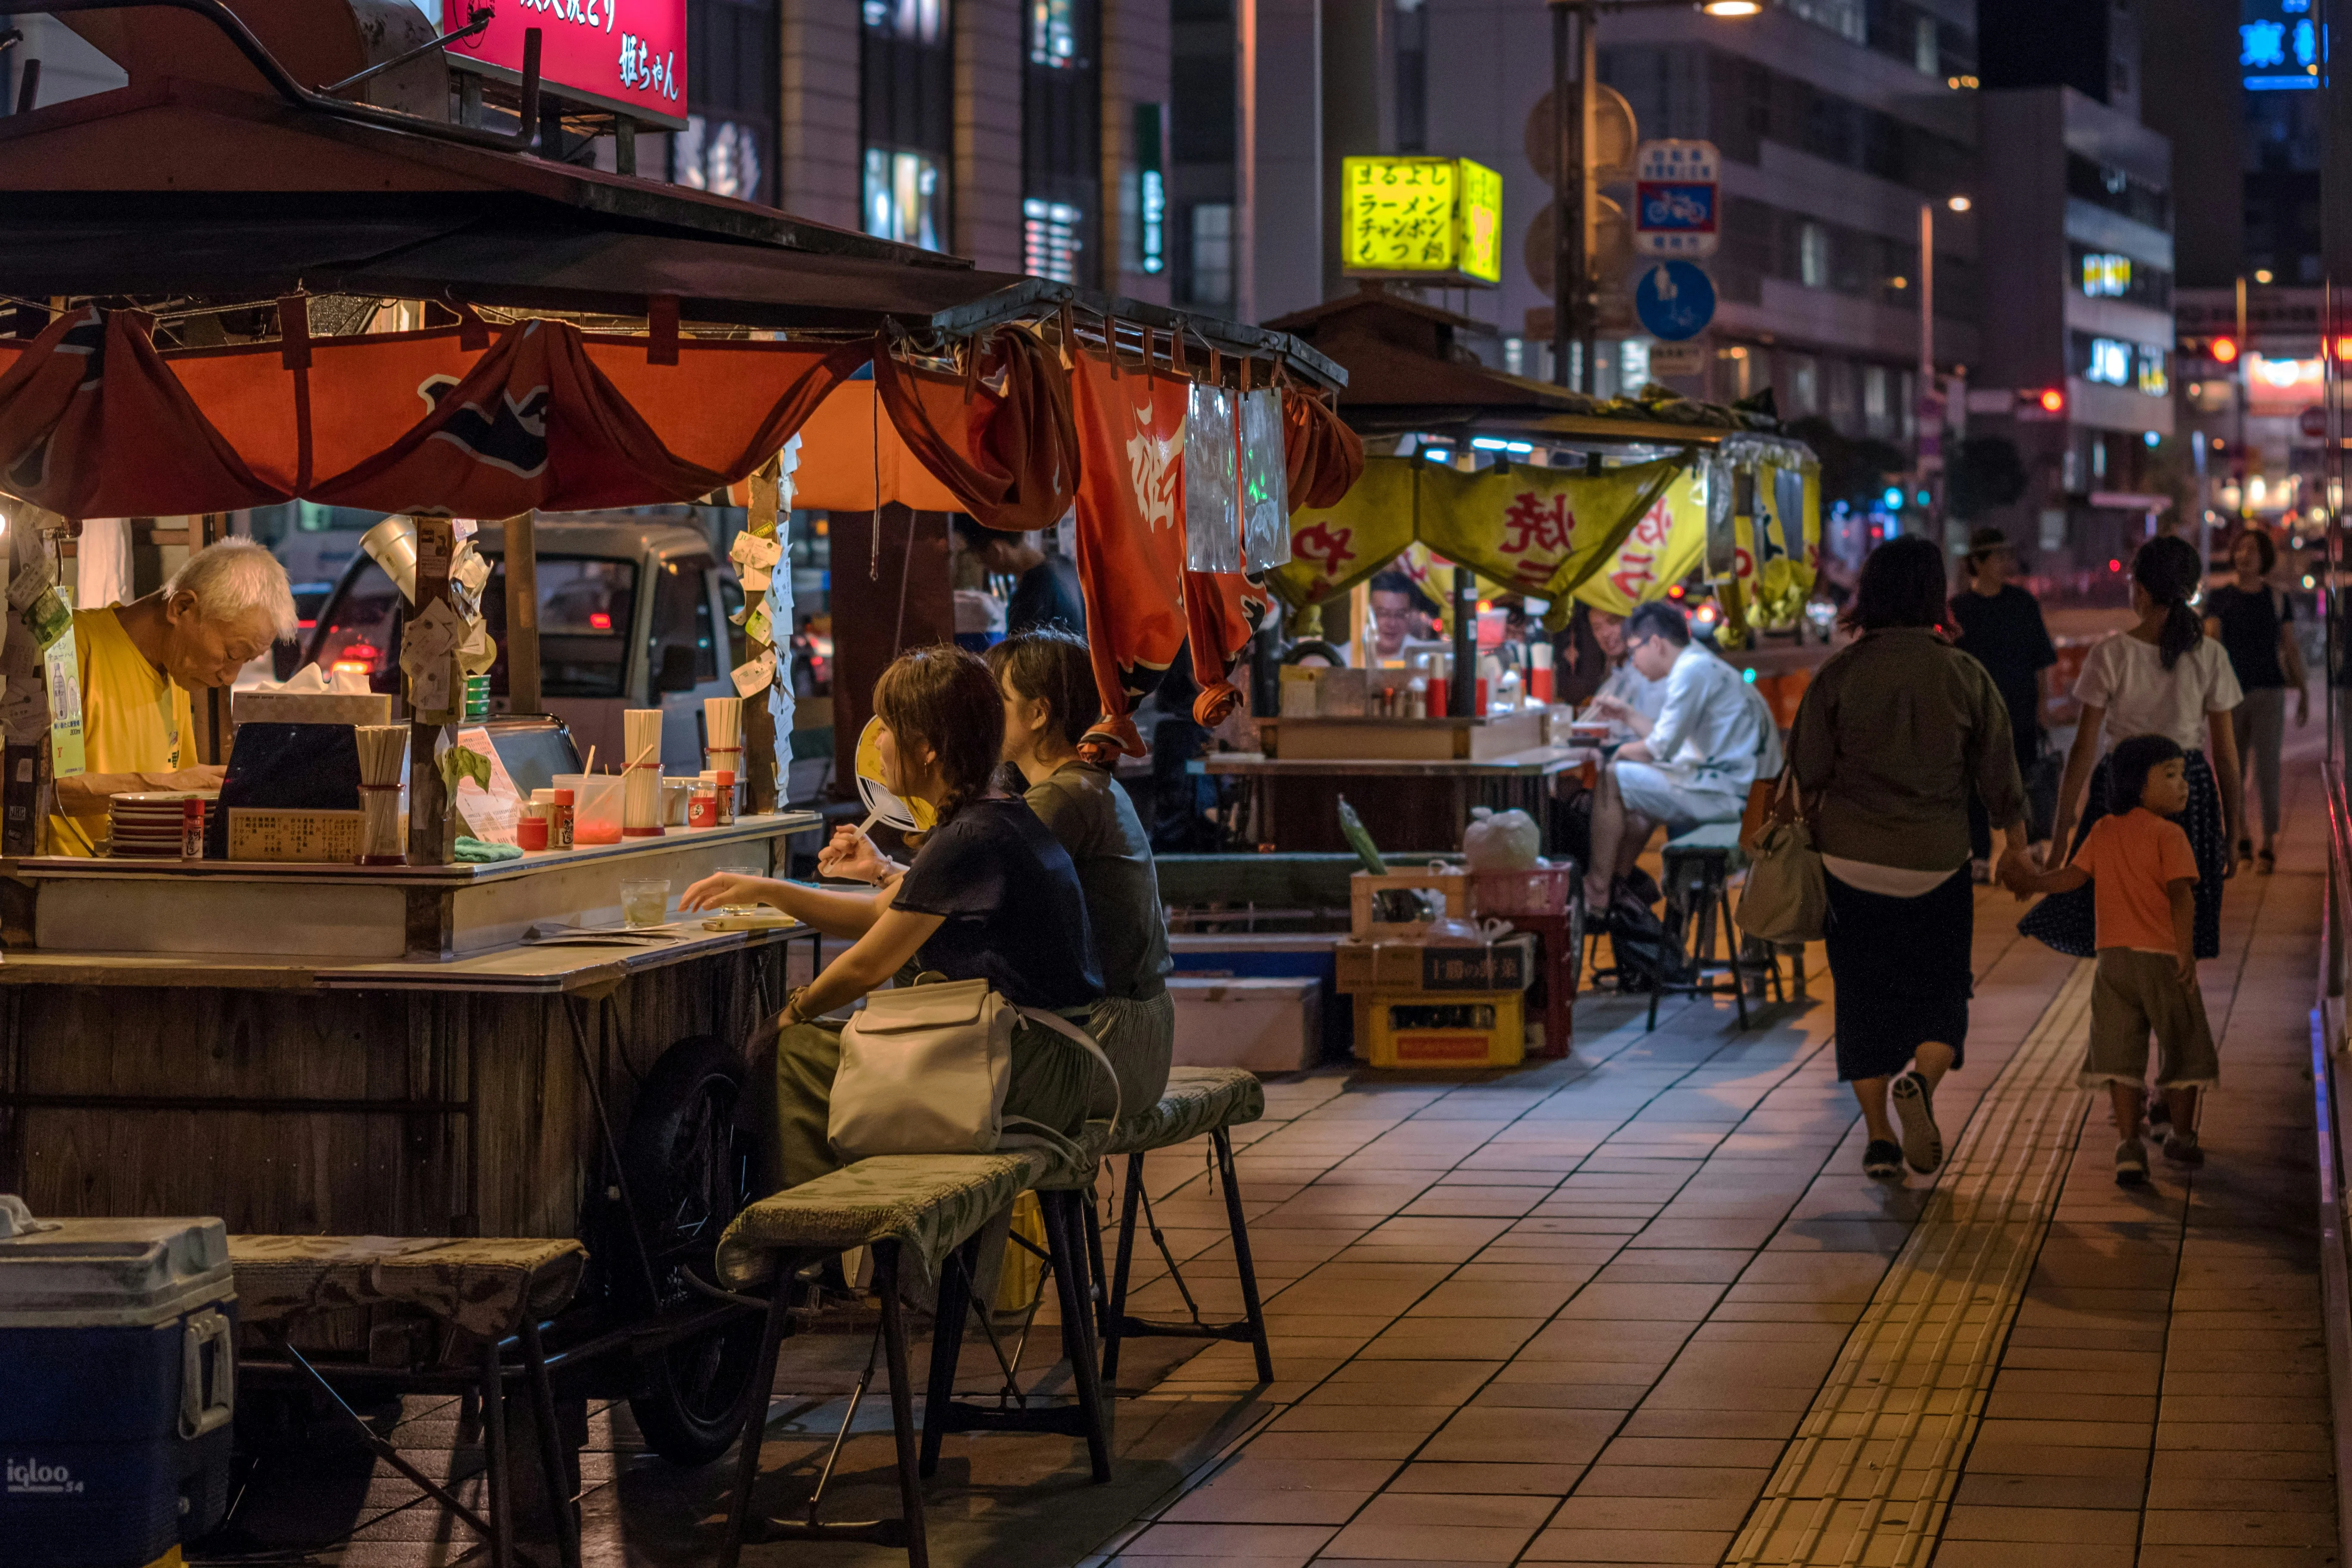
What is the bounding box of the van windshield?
[309,556,638,699]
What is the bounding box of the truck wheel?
[619,1034,767,1465]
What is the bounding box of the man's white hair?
[164,539,298,641]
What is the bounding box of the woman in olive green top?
[821,628,1176,1112]
[1784,536,2032,1182]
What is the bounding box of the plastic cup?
[621,878,671,928]
[554,773,625,845]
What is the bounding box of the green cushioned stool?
[713,1152,1045,1568]
[1090,1066,1273,1386]
[1652,822,1782,1032]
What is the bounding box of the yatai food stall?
[0,0,1354,1469]
[1216,288,1820,857]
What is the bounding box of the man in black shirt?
[952,516,1087,635]
[1950,528,2058,862]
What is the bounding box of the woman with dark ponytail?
[2018,535,2244,964]
[679,644,1106,1187]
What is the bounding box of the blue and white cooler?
[0,1197,236,1568]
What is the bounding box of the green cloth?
[452,836,523,862]
[714,1152,1041,1289]
[1786,625,2026,872]
[1107,1065,1265,1157]
[1089,990,1176,1115]
[763,1009,1111,1193]
[1026,762,1173,1001]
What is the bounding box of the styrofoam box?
[1169,975,1322,1074]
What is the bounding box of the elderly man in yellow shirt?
[50,539,297,856]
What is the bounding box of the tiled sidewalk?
[223,774,2335,1567]
[1087,772,2332,1568]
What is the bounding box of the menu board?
[227,809,365,864]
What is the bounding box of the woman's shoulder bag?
[1736,774,1827,946]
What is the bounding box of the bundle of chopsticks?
[355,725,408,864]
[622,707,664,837]
[705,695,743,777]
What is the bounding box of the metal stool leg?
[715,1276,795,1568]
[480,1342,515,1568]
[1082,1194,1110,1340]
[919,1234,978,1478]
[1212,1128,1274,1384]
[519,1317,581,1568]
[872,1246,932,1568]
[1041,1191,1114,1482]
[1716,876,1751,1029]
[1100,1152,1145,1384]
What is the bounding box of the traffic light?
[2210,336,2239,364]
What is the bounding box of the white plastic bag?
[1461,806,1542,872]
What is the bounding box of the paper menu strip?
[450,724,526,844]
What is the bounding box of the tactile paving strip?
[1724,961,2097,1568]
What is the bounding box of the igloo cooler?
[0,1200,237,1568]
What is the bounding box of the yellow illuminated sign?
[1342,156,1504,287]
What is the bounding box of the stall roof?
[1265,288,1764,441]
[0,70,1341,383]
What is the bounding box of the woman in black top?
[1949,527,2057,863]
[681,644,1105,1188]
[2203,530,2307,874]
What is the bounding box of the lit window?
[1023,198,1086,283]
[1030,0,1078,65]
[1798,222,1830,288]
[2081,253,2132,297]
[864,0,943,41]
[672,116,766,204]
[2087,337,2132,385]
[865,148,944,250]
[2136,349,2169,396]
[1913,15,1938,74]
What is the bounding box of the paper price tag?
[730,531,782,571]
[730,650,776,698]
[742,608,770,646]
[405,599,461,661]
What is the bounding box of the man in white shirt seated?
[1585,607,1671,738]
[1583,600,1767,913]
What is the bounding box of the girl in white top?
[2024,534,2242,963]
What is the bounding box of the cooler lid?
[0,1205,233,1327]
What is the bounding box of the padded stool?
[1091,1066,1272,1385]
[1650,823,1782,1031]
[230,1234,588,1568]
[711,1152,1058,1568]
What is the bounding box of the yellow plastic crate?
[1362,990,1526,1069]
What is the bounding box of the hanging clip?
[648,294,680,365]
[277,296,311,371]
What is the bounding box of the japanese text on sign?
[447,0,688,126]
[1341,156,1504,286]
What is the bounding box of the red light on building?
[588,611,613,630]
[2038,388,2065,413]
[2211,337,2240,364]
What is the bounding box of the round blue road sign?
[1632,260,1717,342]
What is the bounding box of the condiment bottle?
[688,774,719,829]
[1528,641,1555,704]
[1406,674,1428,719]
[549,787,575,850]
[716,769,737,825]
[517,805,550,852]
[181,798,205,860]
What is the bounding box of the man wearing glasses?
[1581,600,1770,916]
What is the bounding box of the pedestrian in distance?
[1950,527,2058,873]
[2202,529,2307,875]
[1782,535,2034,1182]
[2005,733,2218,1184]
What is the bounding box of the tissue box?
[232,691,400,728]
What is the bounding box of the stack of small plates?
[108,790,217,858]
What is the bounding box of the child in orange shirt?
[2012,733,2217,1185]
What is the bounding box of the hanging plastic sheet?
[1238,388,1291,571]
[1067,346,1191,760]
[1182,382,1240,574]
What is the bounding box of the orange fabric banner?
[0,307,280,519]
[304,318,861,515]
[1184,569,1271,727]
[1282,389,1365,511]
[874,329,1078,533]
[790,381,965,512]
[1068,348,1189,760]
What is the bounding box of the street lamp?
[1547,0,1758,394]
[1916,193,1971,527]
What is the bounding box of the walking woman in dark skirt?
[2019,534,2243,963]
[1785,537,2034,1180]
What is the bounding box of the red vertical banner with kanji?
[1068,348,1191,759]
